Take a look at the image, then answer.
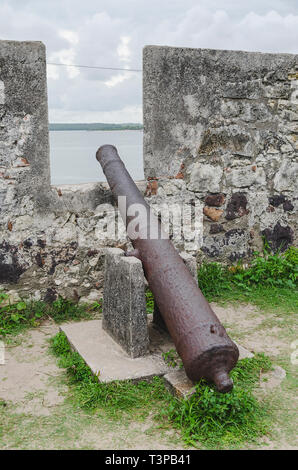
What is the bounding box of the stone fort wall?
[143,46,297,262]
[0,41,297,302]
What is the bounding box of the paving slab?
[60,320,171,382]
[61,319,285,397]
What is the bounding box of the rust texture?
[96,145,239,393]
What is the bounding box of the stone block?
[187,163,223,193]
[60,320,170,383]
[103,248,149,358]
[274,160,298,192]
[226,166,266,188]
[0,40,50,204]
[203,207,224,222]
[143,46,297,180]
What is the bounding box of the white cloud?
[1,1,298,122]
[47,64,59,80]
[48,48,80,78]
[117,36,131,62]
[105,71,132,88]
[59,29,79,45]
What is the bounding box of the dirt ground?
[0,303,297,450]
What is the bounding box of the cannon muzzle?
[96,145,239,392]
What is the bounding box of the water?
[49,130,144,185]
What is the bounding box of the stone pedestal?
[103,248,198,349]
[102,248,149,358]
[60,320,170,382]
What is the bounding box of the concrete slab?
[234,341,254,360]
[164,369,197,399]
[60,320,171,383]
[61,318,282,398]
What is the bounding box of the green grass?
[50,331,274,449]
[50,331,168,419]
[145,290,154,314]
[0,294,102,337]
[1,246,296,448]
[166,355,272,449]
[162,348,182,368]
[196,247,298,314]
[207,285,297,315]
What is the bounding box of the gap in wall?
[49,128,144,185]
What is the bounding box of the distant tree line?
[49,123,143,131]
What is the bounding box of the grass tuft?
[0,294,102,337]
[196,247,298,314]
[50,332,167,417]
[50,331,274,448]
[164,354,272,448]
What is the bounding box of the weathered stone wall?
[0,41,297,302]
[143,46,298,262]
[0,40,130,303]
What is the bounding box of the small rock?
[79,290,101,304]
[164,369,197,399]
[205,193,225,207]
[1,290,21,306]
[210,223,224,234]
[283,200,294,212]
[203,207,223,222]
[234,342,254,359]
[145,180,158,196]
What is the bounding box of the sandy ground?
[0,321,65,416]
[211,303,287,356]
[0,320,185,449]
[0,303,297,450]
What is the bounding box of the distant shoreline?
[49,123,143,131]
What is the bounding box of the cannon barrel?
[96,145,239,392]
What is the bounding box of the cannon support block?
[103,248,149,358]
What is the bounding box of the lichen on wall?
[0,40,121,302]
[143,46,297,262]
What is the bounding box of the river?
[49,129,144,185]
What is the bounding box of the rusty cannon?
[96,145,239,393]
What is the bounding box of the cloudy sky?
[1,0,298,123]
